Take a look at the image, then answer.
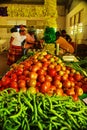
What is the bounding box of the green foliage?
[44,26,56,43]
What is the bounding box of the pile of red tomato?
[0,51,87,100]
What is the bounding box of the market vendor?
[55,31,74,55]
[7,26,27,66]
[23,26,37,54]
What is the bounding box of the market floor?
[0,50,10,77]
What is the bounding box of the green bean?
[60,126,69,130]
[9,104,22,118]
[21,118,25,129]
[26,90,32,100]
[10,92,23,118]
[45,95,52,110]
[42,95,45,109]
[25,117,30,130]
[51,121,60,129]
[38,121,43,130]
[50,116,57,121]
[38,102,48,119]
[67,113,80,128]
[23,95,34,112]
[24,124,27,130]
[60,120,72,130]
[33,94,38,121]
[49,123,52,130]
[3,119,20,130]
[67,109,86,115]
[50,109,64,120]
[0,108,10,115]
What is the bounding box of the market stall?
[0,49,87,129]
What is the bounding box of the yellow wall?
[0,4,65,42]
[66,1,87,44]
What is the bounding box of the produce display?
[0,51,87,100]
[0,88,87,130]
[0,51,87,130]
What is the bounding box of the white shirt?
[11,32,26,46]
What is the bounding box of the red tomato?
[42,66,48,71]
[45,75,52,82]
[61,66,66,71]
[37,69,46,75]
[31,65,40,72]
[50,85,56,92]
[16,68,23,75]
[56,88,63,96]
[61,73,68,81]
[10,81,18,89]
[65,69,70,74]
[48,63,55,69]
[28,86,36,94]
[20,87,27,92]
[71,81,75,87]
[53,75,61,81]
[0,81,2,88]
[59,70,64,76]
[36,62,42,68]
[44,54,52,59]
[74,73,82,81]
[75,87,83,96]
[23,70,30,76]
[18,79,26,88]
[18,75,26,80]
[81,85,87,93]
[6,70,13,77]
[40,81,51,93]
[2,76,10,86]
[38,75,45,83]
[48,68,56,77]
[76,82,82,87]
[11,73,17,81]
[18,64,24,68]
[72,94,78,101]
[28,79,37,87]
[55,64,61,71]
[35,86,39,93]
[53,80,61,87]
[41,58,48,62]
[65,88,75,96]
[42,61,50,67]
[63,80,71,88]
[36,81,41,88]
[29,72,38,79]
[23,61,32,68]
[68,76,75,81]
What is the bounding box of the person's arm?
[56,36,74,54]
[9,37,14,48]
[26,34,35,44]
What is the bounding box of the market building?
[0,1,87,129]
